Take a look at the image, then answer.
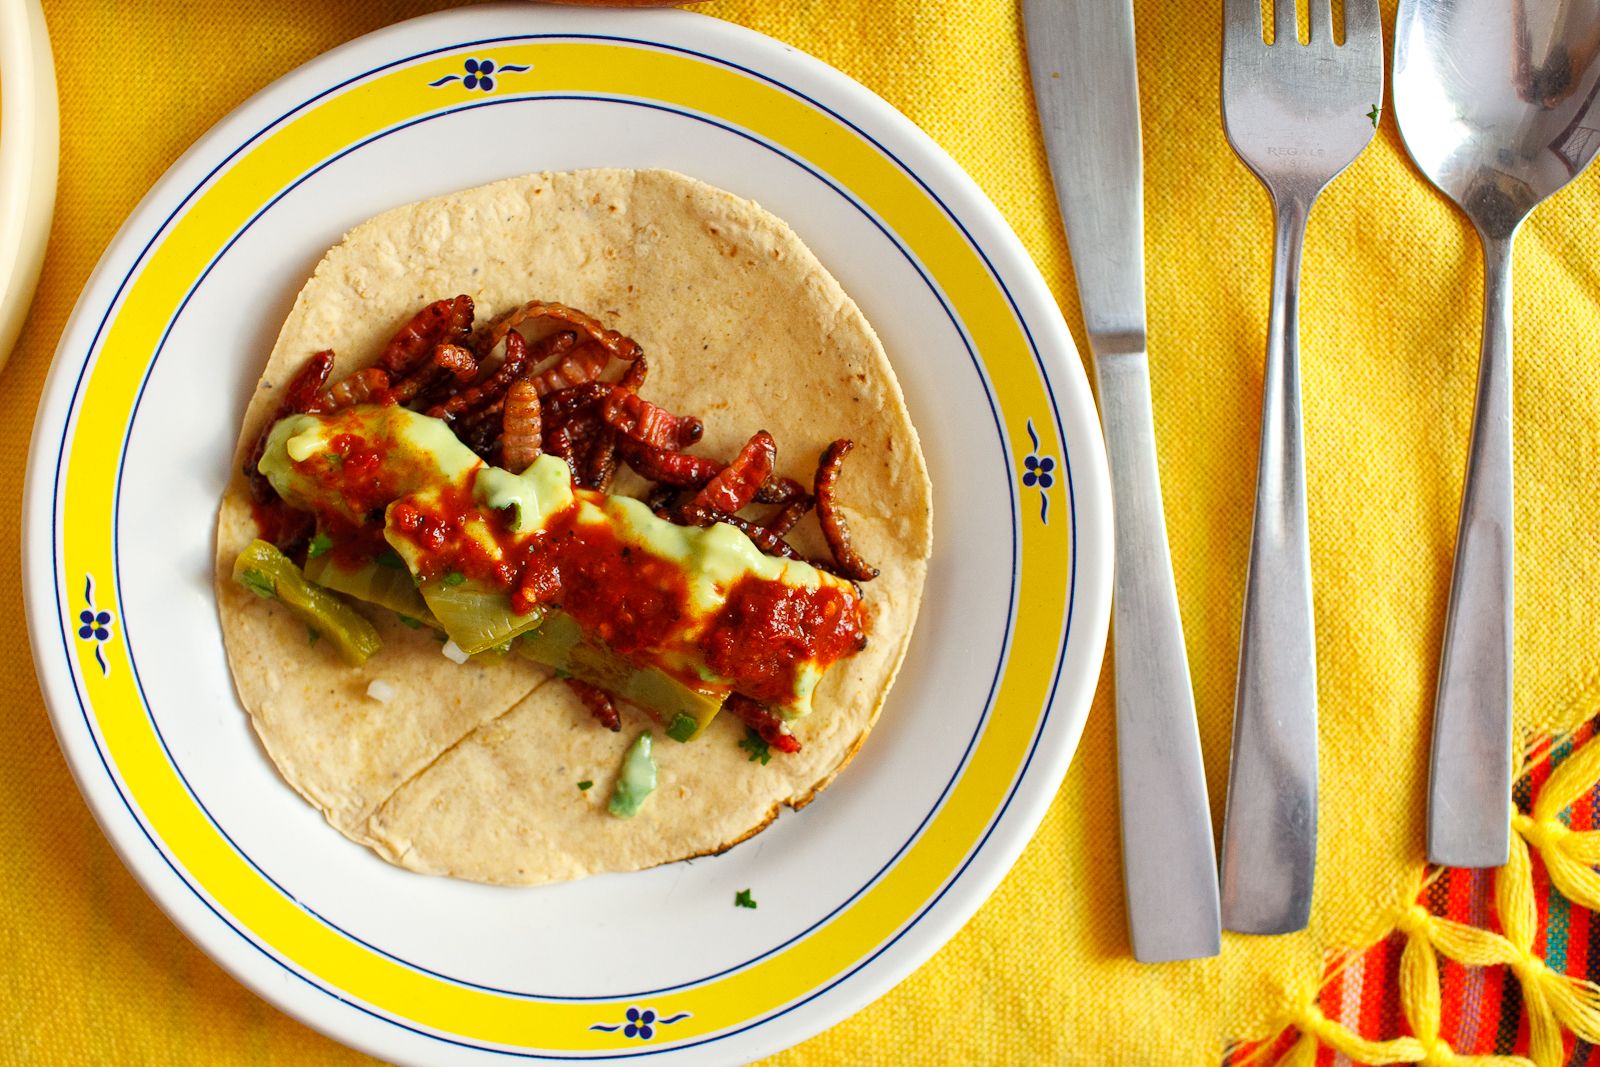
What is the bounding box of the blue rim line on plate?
[38,23,1089,1063]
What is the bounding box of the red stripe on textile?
[1479,930,1513,1055]
[1503,968,1530,1058]
[1573,899,1593,980]
[1439,956,1482,1052]
[1307,953,1354,1066]
[1371,934,1407,1042]
[1229,1025,1297,1067]
[1328,952,1360,1066]
[1313,962,1344,1067]
[1532,844,1552,961]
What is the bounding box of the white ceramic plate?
[23,6,1111,1064]
[0,0,59,371]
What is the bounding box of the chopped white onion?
[366,679,397,703]
[441,639,469,665]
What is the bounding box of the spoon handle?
[1220,192,1319,935]
[1428,231,1515,868]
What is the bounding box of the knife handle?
[1219,195,1318,935]
[1095,345,1221,963]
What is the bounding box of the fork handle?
[1220,193,1318,935]
[1427,231,1515,868]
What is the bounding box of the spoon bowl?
[1397,0,1600,235]
[1394,0,1600,867]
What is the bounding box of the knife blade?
[1022,0,1221,962]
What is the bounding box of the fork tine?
[1274,0,1297,45]
[1223,0,1264,49]
[1309,0,1334,46]
[1343,0,1382,47]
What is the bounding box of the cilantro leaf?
[443,571,466,586]
[666,713,698,743]
[738,729,771,766]
[374,549,406,570]
[735,889,757,909]
[578,780,593,791]
[307,533,334,559]
[397,615,425,630]
[307,627,321,646]
[238,569,275,600]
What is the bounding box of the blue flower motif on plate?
[75,575,116,677]
[429,57,532,93]
[1020,418,1058,524]
[588,1004,693,1041]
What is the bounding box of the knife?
[1022,0,1221,962]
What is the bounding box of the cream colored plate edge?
[0,0,58,371]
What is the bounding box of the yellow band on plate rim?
[59,39,1074,1052]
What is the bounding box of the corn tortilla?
[215,168,931,885]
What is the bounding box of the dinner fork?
[1218,0,1382,934]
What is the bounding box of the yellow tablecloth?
[3,1,1597,1064]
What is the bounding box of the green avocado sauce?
[255,405,856,724]
[608,733,657,818]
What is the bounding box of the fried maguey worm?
[474,300,643,364]
[672,504,807,562]
[499,379,543,472]
[378,295,474,379]
[565,677,621,732]
[725,694,802,753]
[693,431,776,514]
[428,329,569,420]
[814,439,879,582]
[600,388,703,450]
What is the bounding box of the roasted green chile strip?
[232,539,382,667]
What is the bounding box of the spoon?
[1394,0,1600,867]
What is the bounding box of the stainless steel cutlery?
[1216,0,1382,933]
[1394,0,1600,868]
[1024,0,1222,963]
[1025,0,1594,952]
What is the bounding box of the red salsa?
[702,577,867,704]
[273,414,869,710]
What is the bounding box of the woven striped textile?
[1228,719,1600,1067]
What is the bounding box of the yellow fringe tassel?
[1393,913,1537,1066]
[1502,832,1600,1060]
[1395,892,1600,1067]
[1514,812,1600,913]
[1533,729,1600,816]
[1261,992,1533,1067]
[1286,1002,1424,1064]
[1252,728,1600,1067]
[1515,730,1600,910]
